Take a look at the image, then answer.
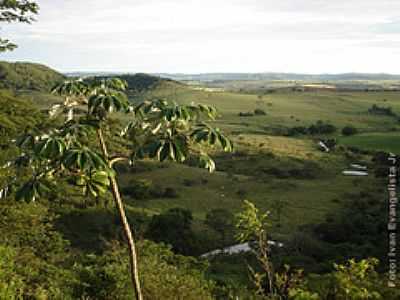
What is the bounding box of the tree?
[0,0,39,52]
[8,77,233,300]
[205,208,234,243]
[332,258,381,300]
[235,200,275,295]
[341,125,358,136]
[146,208,196,255]
[235,201,318,300]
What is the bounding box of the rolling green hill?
[0,61,65,91]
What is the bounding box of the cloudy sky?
[1,0,400,73]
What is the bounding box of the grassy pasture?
[147,83,400,135]
[339,132,400,154]
[117,83,397,239]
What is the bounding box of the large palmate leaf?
[51,79,88,97]
[75,170,111,197]
[62,147,108,171]
[16,178,52,202]
[88,90,129,114]
[33,136,66,159]
[191,123,233,152]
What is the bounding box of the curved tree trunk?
[97,128,143,300]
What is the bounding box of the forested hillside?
[0,61,64,91]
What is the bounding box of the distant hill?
[65,71,400,83]
[119,73,178,92]
[0,61,65,92]
[155,72,400,82]
[90,73,180,93]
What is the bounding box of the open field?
[339,132,400,154]
[116,82,398,238]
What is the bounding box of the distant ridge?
[65,71,400,82]
[154,72,400,82]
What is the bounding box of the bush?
[146,208,198,255]
[205,209,234,241]
[122,179,153,199]
[73,240,214,300]
[254,108,266,115]
[238,112,254,117]
[163,187,179,198]
[368,104,396,117]
[287,126,308,136]
[308,121,337,135]
[183,179,196,187]
[342,126,358,136]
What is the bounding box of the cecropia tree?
[11,77,232,300]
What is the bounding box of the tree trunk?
[97,128,143,300]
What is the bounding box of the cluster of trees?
[0,203,215,299]
[368,104,397,117]
[238,108,267,117]
[287,121,337,136]
[121,179,179,200]
[233,200,399,300]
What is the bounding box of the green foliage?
[0,89,42,140]
[205,208,234,242]
[254,108,267,115]
[0,245,24,299]
[0,62,65,91]
[0,203,76,298]
[236,200,270,243]
[122,179,154,199]
[71,240,215,299]
[307,120,337,135]
[368,104,396,117]
[146,208,198,255]
[341,125,358,136]
[0,0,39,51]
[333,258,382,300]
[0,201,215,299]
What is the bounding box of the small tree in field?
[10,78,233,300]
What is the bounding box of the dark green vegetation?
[0,64,399,299]
[0,61,65,91]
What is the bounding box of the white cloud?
[1,0,400,73]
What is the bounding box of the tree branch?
[110,156,129,166]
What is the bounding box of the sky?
[1,0,400,74]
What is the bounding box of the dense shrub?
[238,112,254,117]
[368,104,396,116]
[122,179,154,199]
[308,120,337,135]
[205,209,234,242]
[0,245,24,299]
[146,208,198,255]
[287,126,308,136]
[254,108,267,115]
[286,121,337,136]
[342,125,358,136]
[163,187,179,198]
[73,240,214,300]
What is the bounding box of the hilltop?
[0,61,65,91]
